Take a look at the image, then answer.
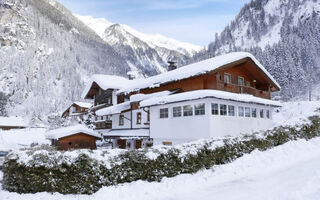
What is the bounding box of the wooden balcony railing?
[216,81,270,99]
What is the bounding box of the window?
[252,108,257,118]
[217,74,222,81]
[238,106,244,117]
[245,107,251,117]
[238,77,244,86]
[160,108,169,118]
[224,73,231,84]
[136,112,141,124]
[246,81,250,87]
[228,105,235,116]
[147,110,150,122]
[119,114,124,126]
[211,103,219,115]
[183,105,193,116]
[266,110,270,119]
[260,109,264,118]
[220,104,227,116]
[195,103,205,115]
[173,106,182,117]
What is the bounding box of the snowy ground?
[0,128,49,151]
[1,137,320,200]
[0,101,320,199]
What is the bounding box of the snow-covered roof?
[45,124,102,140]
[73,101,92,108]
[117,52,281,95]
[140,90,282,107]
[96,90,175,116]
[102,129,149,137]
[0,116,28,127]
[82,74,131,99]
[96,101,131,116]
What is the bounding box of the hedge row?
[2,115,320,194]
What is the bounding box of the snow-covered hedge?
[2,115,320,194]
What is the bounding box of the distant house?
[61,102,92,120]
[0,117,27,130]
[45,125,102,150]
[82,74,132,130]
[83,52,281,149]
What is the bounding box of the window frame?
[211,103,219,115]
[260,109,264,118]
[266,110,270,119]
[160,108,169,119]
[228,105,235,116]
[194,103,205,116]
[119,114,124,126]
[183,105,193,117]
[245,107,251,117]
[220,104,227,116]
[224,73,232,84]
[238,76,244,86]
[252,108,257,118]
[136,112,141,124]
[238,106,244,117]
[172,106,182,117]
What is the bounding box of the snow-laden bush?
[2,115,320,194]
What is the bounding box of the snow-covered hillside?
[76,15,202,74]
[76,15,202,56]
[191,0,320,101]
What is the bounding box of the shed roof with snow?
[45,125,102,140]
[0,117,28,129]
[117,52,281,95]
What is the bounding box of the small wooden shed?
[46,125,102,150]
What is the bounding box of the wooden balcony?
[216,81,270,99]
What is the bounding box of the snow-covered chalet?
[82,52,281,149]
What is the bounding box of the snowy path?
[1,137,320,200]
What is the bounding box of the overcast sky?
[59,0,250,46]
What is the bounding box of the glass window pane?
[195,103,205,115]
[228,105,235,116]
[220,104,227,116]
[238,106,244,117]
[260,109,264,118]
[245,107,251,117]
[252,108,257,118]
[160,108,168,118]
[211,103,219,115]
[173,106,182,117]
[183,105,193,116]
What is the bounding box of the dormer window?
[224,73,231,84]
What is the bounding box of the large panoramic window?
[220,104,227,116]
[160,108,169,118]
[224,73,231,84]
[245,107,251,117]
[119,114,124,126]
[260,109,264,118]
[252,108,257,118]
[173,106,182,117]
[211,103,219,115]
[183,105,193,116]
[195,103,205,115]
[238,106,244,117]
[228,105,235,116]
[136,112,141,124]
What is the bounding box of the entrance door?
[135,140,142,149]
[117,139,126,149]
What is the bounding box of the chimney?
[167,61,177,71]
